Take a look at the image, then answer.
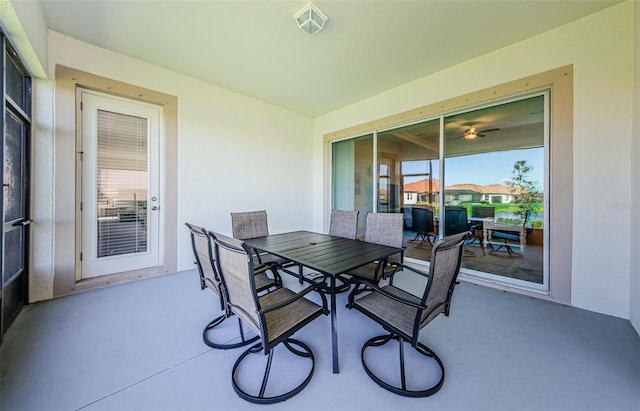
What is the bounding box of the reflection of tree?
[509,160,542,227]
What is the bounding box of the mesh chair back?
[471,206,495,219]
[412,207,434,236]
[418,231,466,329]
[231,210,269,239]
[186,222,221,295]
[213,232,262,335]
[364,213,404,264]
[444,206,468,236]
[329,209,359,239]
[402,207,413,230]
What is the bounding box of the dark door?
[1,38,32,341]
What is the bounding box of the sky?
[403,148,544,188]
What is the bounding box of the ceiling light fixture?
[293,2,328,37]
[464,127,478,140]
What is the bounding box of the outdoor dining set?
[185,210,468,404]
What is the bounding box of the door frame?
[53,66,178,296]
[1,35,32,340]
[76,88,163,280]
[324,66,573,305]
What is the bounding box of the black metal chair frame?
[444,206,476,257]
[186,222,268,350]
[213,233,329,404]
[347,231,467,397]
[408,207,437,248]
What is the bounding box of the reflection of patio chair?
[469,206,495,246]
[445,206,475,257]
[486,219,527,258]
[402,207,413,231]
[444,206,468,236]
[409,207,436,248]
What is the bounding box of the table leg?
[331,274,339,373]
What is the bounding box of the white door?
[79,90,162,279]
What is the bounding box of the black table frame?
[245,230,403,373]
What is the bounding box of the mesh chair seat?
[354,285,420,337]
[259,287,325,344]
[346,263,379,282]
[254,270,279,293]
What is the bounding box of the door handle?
[151,206,159,211]
[12,219,33,227]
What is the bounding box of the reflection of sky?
[402,148,544,188]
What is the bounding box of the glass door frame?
[329,90,550,294]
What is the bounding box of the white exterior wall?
[630,2,640,335]
[314,3,634,320]
[23,32,314,301]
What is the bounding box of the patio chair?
[231,210,291,285]
[409,207,437,248]
[444,206,475,257]
[186,222,278,349]
[344,213,404,290]
[346,231,468,397]
[328,209,359,239]
[212,232,328,404]
[468,205,495,246]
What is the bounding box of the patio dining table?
[244,230,403,374]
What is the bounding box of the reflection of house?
[404,179,515,204]
[445,183,515,204]
[403,179,440,204]
[479,184,516,204]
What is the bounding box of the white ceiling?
[38,0,621,117]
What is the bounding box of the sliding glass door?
[332,134,373,237]
[330,92,548,291]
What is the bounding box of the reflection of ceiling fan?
[457,126,500,140]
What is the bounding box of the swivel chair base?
[232,338,315,404]
[203,315,259,350]
[361,333,445,397]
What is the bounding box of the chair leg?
[407,232,421,243]
[232,338,315,404]
[202,314,259,350]
[361,333,445,397]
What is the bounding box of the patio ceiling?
[38,0,621,117]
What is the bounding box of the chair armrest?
[395,263,430,279]
[253,264,271,275]
[259,281,328,315]
[353,277,425,310]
